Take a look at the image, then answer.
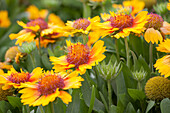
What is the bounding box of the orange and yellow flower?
[26,5,48,20]
[144,13,170,44]
[50,40,106,75]
[65,16,100,36]
[19,70,84,106]
[0,10,11,28]
[154,39,170,78]
[0,67,43,90]
[112,0,145,16]
[9,18,68,47]
[94,11,149,39]
[0,62,13,70]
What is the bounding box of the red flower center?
[145,13,163,30]
[66,43,90,68]
[108,14,133,31]
[72,18,91,30]
[26,18,48,31]
[38,74,65,95]
[8,72,31,84]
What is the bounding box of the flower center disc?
[26,18,48,31]
[8,72,31,84]
[145,14,163,30]
[66,44,90,68]
[72,18,91,30]
[109,14,133,31]
[38,75,65,95]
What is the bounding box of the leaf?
[145,101,155,113]
[128,88,146,101]
[110,105,117,113]
[0,101,12,113]
[160,98,170,113]
[81,76,105,112]
[88,85,95,113]
[47,48,55,56]
[41,53,52,70]
[66,89,80,113]
[7,96,22,109]
[79,99,89,113]
[124,102,136,113]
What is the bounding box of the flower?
[0,10,11,28]
[144,13,170,44]
[113,0,145,16]
[48,13,65,26]
[26,5,48,20]
[94,11,149,40]
[168,0,170,10]
[145,76,170,100]
[154,55,170,78]
[156,39,170,53]
[0,85,13,101]
[0,67,43,90]
[19,70,84,106]
[50,40,106,74]
[65,16,100,36]
[5,46,19,62]
[9,18,67,47]
[0,62,13,70]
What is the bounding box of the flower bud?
[132,67,147,81]
[18,41,36,54]
[153,3,168,15]
[5,46,19,62]
[96,60,122,80]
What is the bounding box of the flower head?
[96,11,149,39]
[144,13,170,44]
[0,67,43,90]
[0,10,11,28]
[19,70,84,106]
[9,17,67,47]
[0,85,13,101]
[50,40,106,74]
[5,46,19,62]
[65,16,100,36]
[145,76,170,100]
[26,5,48,20]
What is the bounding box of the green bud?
[132,67,147,81]
[153,2,168,15]
[96,60,122,80]
[18,42,36,54]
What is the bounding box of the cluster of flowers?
[0,0,170,106]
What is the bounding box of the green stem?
[38,37,42,55]
[39,106,45,113]
[30,53,36,68]
[149,43,153,72]
[137,81,142,91]
[107,80,112,113]
[82,34,87,44]
[50,102,55,113]
[115,39,120,61]
[124,37,130,67]
[83,1,91,18]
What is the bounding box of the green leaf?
[99,91,108,112]
[128,88,146,101]
[110,105,117,113]
[7,96,22,109]
[160,98,170,113]
[0,101,12,113]
[7,110,12,113]
[88,85,95,113]
[125,102,136,113]
[79,99,89,113]
[66,89,80,113]
[47,48,55,56]
[41,53,52,70]
[81,76,105,112]
[117,94,130,113]
[145,100,155,113]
